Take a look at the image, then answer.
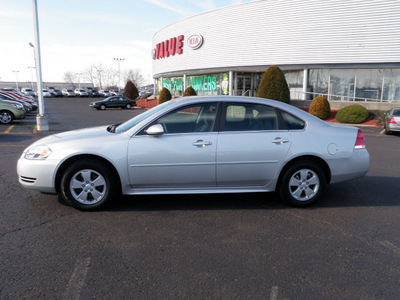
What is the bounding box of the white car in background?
[62,89,76,97]
[21,88,35,97]
[74,89,89,97]
[17,96,369,211]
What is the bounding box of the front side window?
[155,102,218,134]
[224,103,278,131]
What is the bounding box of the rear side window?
[280,110,305,130]
[224,103,278,131]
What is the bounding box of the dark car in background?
[89,96,135,110]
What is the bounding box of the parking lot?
[1,97,400,299]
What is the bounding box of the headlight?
[11,103,23,110]
[24,145,52,160]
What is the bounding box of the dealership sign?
[152,34,203,60]
[187,34,203,49]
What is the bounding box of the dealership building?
[152,0,400,104]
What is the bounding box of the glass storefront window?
[355,69,382,101]
[309,69,329,95]
[382,69,400,102]
[329,69,355,101]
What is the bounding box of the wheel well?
[278,155,331,187]
[0,110,14,117]
[54,154,122,194]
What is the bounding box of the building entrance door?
[236,76,252,96]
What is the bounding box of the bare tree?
[123,68,145,89]
[82,65,96,87]
[64,72,77,89]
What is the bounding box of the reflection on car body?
[17,96,369,211]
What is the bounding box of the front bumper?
[17,157,59,194]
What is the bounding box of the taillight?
[354,129,366,149]
[389,117,396,124]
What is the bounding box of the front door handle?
[272,137,290,145]
[193,140,212,147]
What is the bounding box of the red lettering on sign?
[177,35,184,54]
[154,35,184,59]
[169,37,176,56]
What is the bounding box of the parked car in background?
[89,96,135,110]
[74,89,89,97]
[21,88,35,97]
[99,90,112,97]
[18,96,369,211]
[0,91,38,111]
[0,92,33,113]
[0,99,26,124]
[89,88,100,97]
[51,89,63,97]
[62,89,76,97]
[384,107,400,135]
[35,89,52,98]
[110,89,120,96]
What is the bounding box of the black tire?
[0,110,14,124]
[385,127,391,135]
[100,104,106,110]
[60,159,118,211]
[125,104,132,109]
[278,160,326,207]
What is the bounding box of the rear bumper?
[329,149,370,184]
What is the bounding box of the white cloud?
[144,0,195,17]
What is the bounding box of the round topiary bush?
[335,104,369,124]
[257,65,290,104]
[183,86,197,97]
[158,87,172,104]
[309,96,331,120]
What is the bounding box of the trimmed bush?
[183,86,197,97]
[335,104,369,124]
[158,87,172,104]
[123,80,139,100]
[309,96,331,120]
[257,65,290,104]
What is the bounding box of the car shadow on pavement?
[106,176,399,212]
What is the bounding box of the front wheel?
[0,110,14,124]
[278,161,326,207]
[100,104,106,110]
[60,159,118,210]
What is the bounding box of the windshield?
[114,101,175,133]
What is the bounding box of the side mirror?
[145,124,164,136]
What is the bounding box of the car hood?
[31,126,112,146]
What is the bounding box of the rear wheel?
[125,104,132,109]
[60,159,118,211]
[0,111,14,124]
[278,161,326,207]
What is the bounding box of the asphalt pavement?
[1,97,400,299]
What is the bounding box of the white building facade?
[152,0,400,103]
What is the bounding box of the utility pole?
[31,0,49,131]
[12,70,20,90]
[113,58,125,92]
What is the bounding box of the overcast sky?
[0,0,254,85]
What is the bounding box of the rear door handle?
[272,137,290,144]
[193,140,212,147]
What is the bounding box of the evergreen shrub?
[158,87,172,104]
[123,80,139,100]
[257,65,290,104]
[309,96,331,120]
[335,104,369,124]
[183,86,197,97]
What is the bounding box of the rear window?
[392,110,400,117]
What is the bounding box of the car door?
[216,102,291,187]
[128,102,219,189]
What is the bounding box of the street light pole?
[28,67,35,89]
[113,58,124,92]
[12,70,20,90]
[31,0,48,131]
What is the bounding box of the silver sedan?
[384,107,400,135]
[17,96,369,211]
